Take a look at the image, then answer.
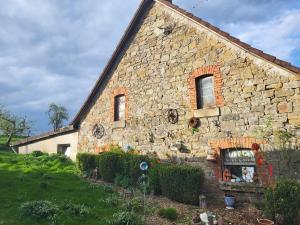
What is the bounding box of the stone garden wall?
[78,2,300,182]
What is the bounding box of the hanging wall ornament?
[165,109,179,124]
[189,117,200,128]
[92,124,105,139]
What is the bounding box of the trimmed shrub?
[77,152,151,185]
[148,164,161,195]
[264,180,300,225]
[151,164,205,205]
[98,152,123,182]
[76,153,100,176]
[158,207,178,221]
[122,153,151,186]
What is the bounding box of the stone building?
[14,0,300,196]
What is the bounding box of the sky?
[0,0,299,134]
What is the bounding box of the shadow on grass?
[0,153,120,225]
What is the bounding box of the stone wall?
[78,2,300,181]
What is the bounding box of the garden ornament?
[92,123,105,139]
[189,117,200,128]
[90,167,98,181]
[139,162,148,171]
[223,168,231,182]
[165,109,179,124]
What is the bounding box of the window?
[57,144,70,155]
[195,75,215,108]
[221,148,256,183]
[114,94,126,121]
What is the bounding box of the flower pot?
[257,218,274,225]
[224,195,235,208]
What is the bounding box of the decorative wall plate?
[165,109,178,124]
[92,124,105,139]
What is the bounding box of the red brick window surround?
[111,87,129,122]
[188,65,224,109]
[209,137,265,182]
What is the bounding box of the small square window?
[57,144,70,155]
[196,75,215,109]
[114,94,125,121]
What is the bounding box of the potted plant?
[224,194,235,209]
[256,218,274,225]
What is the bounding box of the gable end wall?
[78,2,300,180]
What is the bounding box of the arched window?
[195,75,215,109]
[114,94,126,121]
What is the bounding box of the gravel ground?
[91,179,264,225]
[144,194,263,225]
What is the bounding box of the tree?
[47,103,69,131]
[0,105,32,146]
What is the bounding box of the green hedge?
[77,152,205,205]
[264,180,300,225]
[76,153,101,176]
[150,164,205,205]
[98,152,123,182]
[77,152,151,184]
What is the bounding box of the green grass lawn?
[0,152,120,225]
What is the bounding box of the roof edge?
[71,0,152,126]
[12,125,77,147]
[70,0,300,127]
[156,0,300,75]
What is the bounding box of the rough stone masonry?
[78,1,300,182]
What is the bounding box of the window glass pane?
[196,75,215,108]
[221,148,256,183]
[114,95,125,121]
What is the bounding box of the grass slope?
[0,152,120,225]
[0,135,24,152]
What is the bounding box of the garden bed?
[91,178,263,225]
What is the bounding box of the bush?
[101,195,120,207]
[98,152,123,182]
[31,151,45,157]
[77,152,205,205]
[76,153,100,176]
[61,201,90,216]
[264,180,300,225]
[150,164,205,205]
[122,154,151,186]
[107,211,143,225]
[125,197,143,213]
[148,164,161,195]
[114,175,131,189]
[20,200,59,220]
[77,152,151,185]
[158,207,178,221]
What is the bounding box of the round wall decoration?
[189,117,200,128]
[165,109,179,124]
[92,124,105,139]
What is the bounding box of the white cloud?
[224,9,300,61]
[0,0,299,133]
